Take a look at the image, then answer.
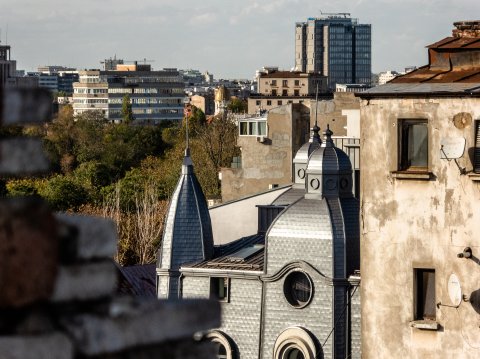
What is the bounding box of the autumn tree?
[121,94,134,124]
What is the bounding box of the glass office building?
[295,15,371,90]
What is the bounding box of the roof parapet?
[453,21,480,38]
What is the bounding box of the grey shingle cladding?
[159,128,361,358]
[158,151,214,271]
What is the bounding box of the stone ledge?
[0,333,73,359]
[60,298,221,356]
[409,320,439,330]
[468,173,480,181]
[56,213,117,261]
[391,171,433,180]
[51,261,117,302]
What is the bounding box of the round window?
[283,271,313,308]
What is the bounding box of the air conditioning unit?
[256,136,266,143]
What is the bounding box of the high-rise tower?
[295,14,371,90]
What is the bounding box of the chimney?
[452,20,480,38]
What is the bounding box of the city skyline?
[1,0,479,79]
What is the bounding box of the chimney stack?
[452,20,480,38]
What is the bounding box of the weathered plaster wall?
[209,186,290,245]
[310,92,360,136]
[360,97,480,358]
[221,104,309,202]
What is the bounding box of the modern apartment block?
[248,67,328,114]
[73,64,185,124]
[73,70,109,117]
[295,14,371,89]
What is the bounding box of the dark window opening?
[474,120,480,173]
[284,271,313,308]
[415,269,435,320]
[282,89,288,96]
[272,89,277,96]
[399,120,428,170]
[294,89,300,96]
[210,277,229,302]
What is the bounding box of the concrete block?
[0,138,49,175]
[0,88,52,125]
[0,198,58,308]
[61,298,221,356]
[0,333,73,359]
[102,339,216,359]
[51,261,117,302]
[55,213,117,262]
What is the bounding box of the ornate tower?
[156,149,214,299]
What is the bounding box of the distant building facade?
[0,45,16,87]
[357,21,480,359]
[221,103,310,201]
[378,70,400,85]
[73,65,185,123]
[248,67,327,114]
[295,15,371,89]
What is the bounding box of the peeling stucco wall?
[360,96,480,358]
[221,104,309,202]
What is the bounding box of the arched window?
[205,331,234,359]
[273,327,318,359]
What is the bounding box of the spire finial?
[324,123,334,146]
[312,123,321,143]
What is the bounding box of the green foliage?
[121,94,134,124]
[227,97,247,113]
[40,175,89,211]
[6,178,41,197]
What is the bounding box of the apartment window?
[294,80,300,86]
[272,89,277,96]
[414,269,435,320]
[256,100,261,106]
[271,80,277,86]
[210,277,229,302]
[277,100,282,106]
[399,120,428,171]
[282,90,288,96]
[474,120,480,173]
[282,80,288,87]
[239,120,267,136]
[294,90,300,96]
[267,100,272,106]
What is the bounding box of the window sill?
[468,173,480,181]
[409,320,439,330]
[391,171,433,180]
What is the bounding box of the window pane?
[240,122,248,135]
[249,122,257,135]
[408,123,428,167]
[258,122,266,136]
[422,271,436,319]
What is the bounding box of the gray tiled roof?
[271,187,305,206]
[157,150,214,270]
[182,234,265,271]
[117,264,157,298]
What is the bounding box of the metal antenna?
[314,82,319,127]
[185,107,189,151]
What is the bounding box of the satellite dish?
[448,273,462,306]
[440,137,466,159]
[453,112,472,129]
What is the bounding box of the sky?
[1,0,479,79]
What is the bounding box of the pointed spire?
[323,124,334,147]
